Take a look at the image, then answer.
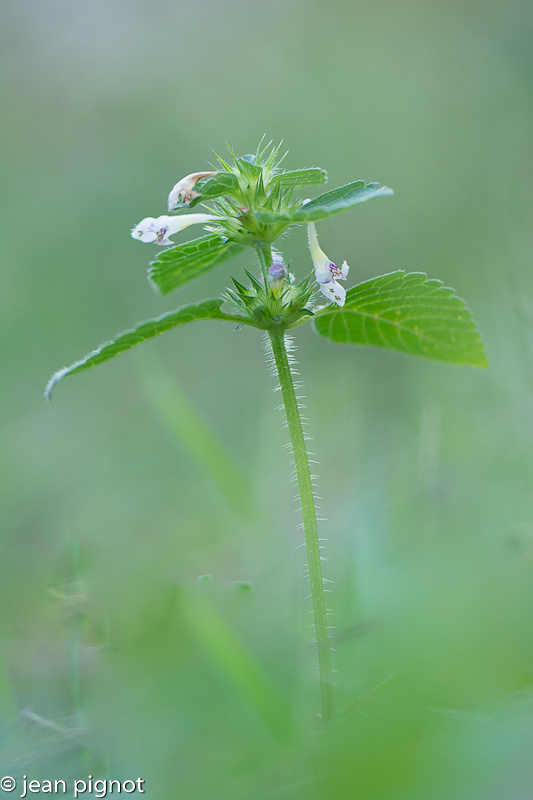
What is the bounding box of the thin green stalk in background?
[67,533,82,723]
[268,325,334,723]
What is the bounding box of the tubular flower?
[307,222,349,307]
[167,171,217,210]
[131,214,216,246]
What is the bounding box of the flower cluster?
[131,152,351,313]
[47,144,397,397]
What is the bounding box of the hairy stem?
[255,240,272,284]
[268,325,334,722]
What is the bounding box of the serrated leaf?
[312,271,487,368]
[256,180,393,224]
[189,172,240,207]
[149,234,244,295]
[46,300,249,398]
[278,168,327,187]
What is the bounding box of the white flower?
[307,222,349,307]
[131,214,216,246]
[167,171,217,210]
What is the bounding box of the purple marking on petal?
[269,263,287,281]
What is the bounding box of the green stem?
[255,240,272,285]
[268,326,334,722]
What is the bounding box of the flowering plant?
[47,140,486,720]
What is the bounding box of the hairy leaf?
[189,172,240,207]
[313,271,487,367]
[149,234,244,295]
[279,168,327,187]
[46,300,249,398]
[256,180,393,224]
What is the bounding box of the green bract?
[46,140,486,397]
[188,172,241,207]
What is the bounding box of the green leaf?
[278,168,327,187]
[256,180,394,224]
[189,172,240,207]
[149,234,244,295]
[312,271,488,368]
[45,299,249,398]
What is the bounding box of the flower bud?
[168,171,217,210]
[267,262,288,298]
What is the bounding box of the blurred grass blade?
[139,360,252,518]
[149,234,244,295]
[256,180,393,224]
[313,271,488,367]
[45,299,248,398]
[181,586,291,742]
[0,653,16,722]
[279,168,327,187]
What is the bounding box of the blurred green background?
[2,0,533,796]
